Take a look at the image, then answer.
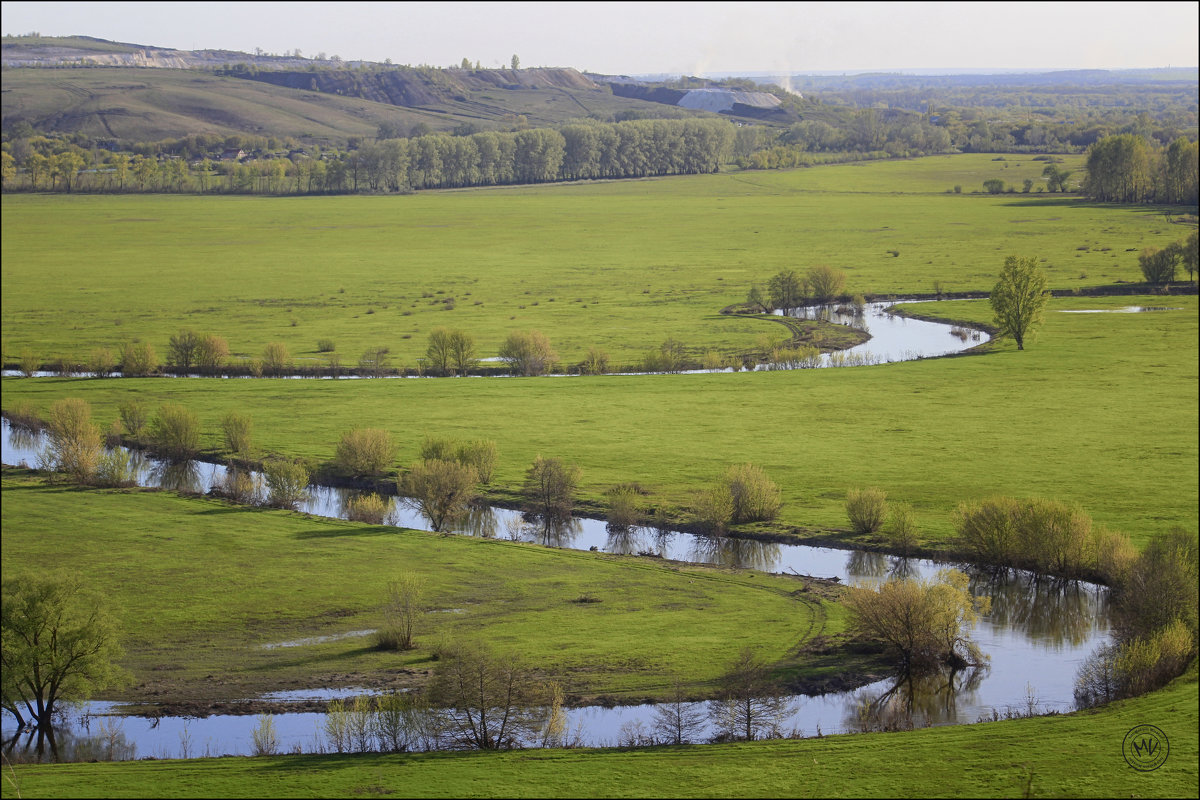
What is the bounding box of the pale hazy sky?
[2,1,1197,75]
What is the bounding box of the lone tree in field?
[989,255,1049,350]
[2,572,127,751]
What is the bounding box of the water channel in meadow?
[1,298,989,381]
[1,416,1109,759]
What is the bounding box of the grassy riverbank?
[3,664,1195,799]
[5,153,1188,371]
[3,294,1195,548]
[0,468,856,706]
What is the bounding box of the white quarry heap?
[676,88,782,112]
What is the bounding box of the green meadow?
[3,153,1187,371]
[0,469,848,704]
[3,293,1195,549]
[1,155,1197,797]
[2,666,1195,798]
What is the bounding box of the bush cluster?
[953,496,1133,581]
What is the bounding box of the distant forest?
[2,65,1197,205]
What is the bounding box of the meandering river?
[1,415,1109,759]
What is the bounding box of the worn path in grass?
[4,294,1195,548]
[6,153,1189,369]
[2,665,1194,799]
[0,469,850,706]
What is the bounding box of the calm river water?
[1,416,1108,759]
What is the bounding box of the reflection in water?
[3,716,138,764]
[605,527,647,555]
[791,304,869,332]
[845,550,888,580]
[887,557,921,581]
[7,425,41,454]
[151,460,203,493]
[971,571,1107,648]
[523,516,583,549]
[688,534,781,572]
[1,416,1111,748]
[845,666,988,732]
[649,528,676,558]
[454,504,498,539]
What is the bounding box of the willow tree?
[2,572,127,750]
[989,255,1049,350]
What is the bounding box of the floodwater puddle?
[260,630,377,650]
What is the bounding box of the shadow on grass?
[195,505,265,516]
[293,524,398,540]
[249,644,380,671]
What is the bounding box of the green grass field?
[0,469,848,705]
[4,293,1195,549]
[4,153,1188,372]
[2,665,1195,798]
[1,155,1197,797]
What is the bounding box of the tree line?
[0,118,736,195]
[1081,134,1198,204]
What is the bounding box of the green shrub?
[46,398,102,482]
[88,347,116,377]
[345,492,391,524]
[522,456,580,521]
[1013,498,1091,575]
[18,348,39,377]
[118,399,148,443]
[167,329,199,369]
[221,411,253,458]
[846,487,888,534]
[416,438,497,485]
[215,467,261,505]
[149,402,200,462]
[498,330,557,376]
[376,573,425,652]
[606,487,641,531]
[316,338,336,353]
[121,341,158,376]
[886,501,919,556]
[5,399,42,430]
[955,496,1141,581]
[400,459,479,531]
[95,448,138,488]
[334,428,397,478]
[580,346,610,375]
[456,440,498,485]
[262,459,310,509]
[805,264,846,301]
[262,342,290,376]
[724,463,781,524]
[419,436,456,462]
[953,496,1021,566]
[194,334,229,374]
[691,484,733,535]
